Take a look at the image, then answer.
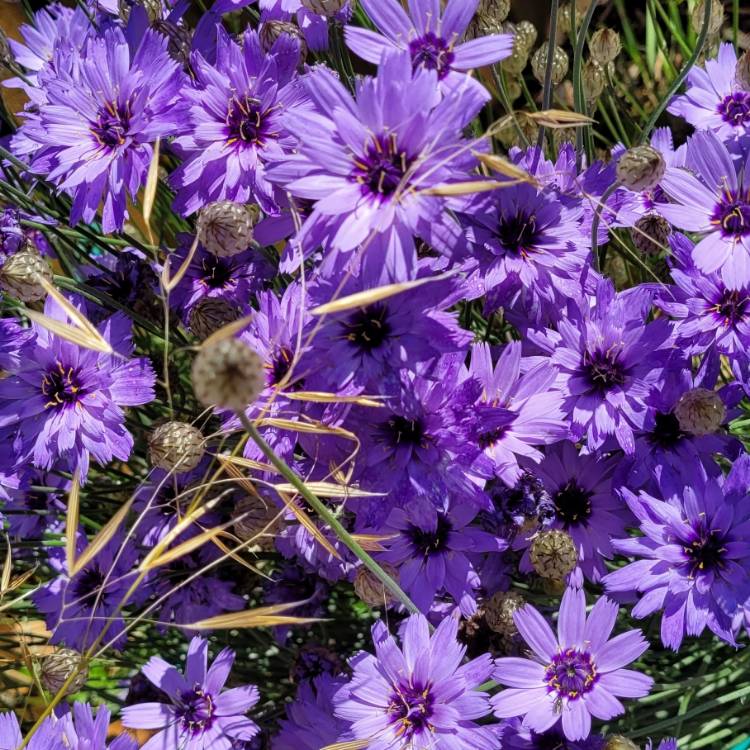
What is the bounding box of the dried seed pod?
[603,737,639,750]
[152,20,192,66]
[191,338,265,410]
[530,529,577,580]
[582,59,606,101]
[0,245,53,302]
[675,388,726,436]
[468,0,511,36]
[557,4,582,37]
[196,201,260,258]
[631,214,671,256]
[736,50,750,90]
[148,421,205,472]
[514,20,537,53]
[531,44,569,86]
[260,20,308,62]
[589,27,622,65]
[300,0,347,15]
[40,649,89,695]
[233,495,283,550]
[691,0,724,37]
[353,564,399,607]
[189,298,242,341]
[483,590,526,636]
[0,29,12,68]
[616,145,666,192]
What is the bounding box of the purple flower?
[259,0,352,52]
[268,50,489,280]
[0,711,62,750]
[334,613,499,750]
[0,297,156,481]
[668,43,750,142]
[379,497,506,614]
[345,0,512,95]
[13,26,186,232]
[646,740,678,750]
[604,457,750,650]
[464,341,567,486]
[0,206,54,264]
[659,130,750,289]
[516,442,631,583]
[492,587,652,741]
[547,277,673,453]
[122,636,260,750]
[171,29,309,216]
[500,717,606,750]
[2,469,67,539]
[273,674,351,750]
[33,535,141,651]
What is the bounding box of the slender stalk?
[531,0,560,173]
[572,0,598,166]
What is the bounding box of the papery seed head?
[233,495,283,550]
[468,0,511,36]
[582,58,606,101]
[530,529,577,580]
[631,214,672,255]
[40,649,89,695]
[353,564,399,607]
[736,50,750,90]
[148,421,205,472]
[691,0,724,36]
[152,20,192,66]
[189,298,243,341]
[675,388,726,436]
[603,736,639,750]
[531,44,569,85]
[196,201,260,258]
[589,27,622,64]
[514,20,537,53]
[483,590,526,636]
[616,145,666,192]
[260,20,308,62]
[301,0,347,15]
[0,245,52,302]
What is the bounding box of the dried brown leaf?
[66,471,80,574]
[527,109,595,128]
[71,498,133,576]
[311,277,437,316]
[143,137,161,245]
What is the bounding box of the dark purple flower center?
[650,411,685,448]
[406,513,452,557]
[341,304,392,352]
[712,288,750,325]
[388,681,434,737]
[41,362,84,409]
[582,348,627,392]
[178,685,216,735]
[712,192,750,238]
[226,94,272,146]
[380,415,426,448]
[408,32,455,78]
[477,426,507,449]
[70,566,107,607]
[353,134,411,199]
[544,648,598,700]
[91,101,130,149]
[684,524,727,577]
[267,346,294,386]
[496,212,540,256]
[717,91,750,127]
[200,256,235,290]
[553,480,593,526]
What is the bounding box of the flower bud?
[575,0,599,12]
[119,0,162,23]
[40,649,88,695]
[0,245,52,302]
[530,529,577,580]
[501,40,530,77]
[301,0,347,15]
[189,298,242,341]
[589,27,621,64]
[260,20,308,62]
[616,145,666,192]
[675,388,726,436]
[557,4,582,37]
[582,59,606,101]
[471,0,511,35]
[603,736,639,750]
[353,564,399,607]
[514,20,538,53]
[196,201,260,258]
[691,0,724,36]
[0,29,12,68]
[191,338,265,410]
[506,78,522,103]
[736,50,750,90]
[631,214,671,255]
[233,495,282,550]
[553,127,577,150]
[152,20,192,66]
[484,590,525,636]
[148,421,204,473]
[531,44,569,86]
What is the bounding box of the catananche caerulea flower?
[544,277,673,453]
[122,636,260,750]
[333,613,499,750]
[499,717,606,750]
[604,458,750,650]
[668,43,750,142]
[268,50,489,280]
[0,297,155,482]
[345,0,513,94]
[659,130,750,289]
[462,341,567,486]
[492,587,652,741]
[171,28,309,216]
[12,25,186,232]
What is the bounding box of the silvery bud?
[0,29,11,68]
[191,338,265,410]
[514,20,537,53]
[260,20,308,62]
[631,214,671,255]
[531,44,569,85]
[233,496,282,550]
[675,388,726,436]
[0,245,53,302]
[589,27,622,64]
[691,0,724,37]
[616,145,666,192]
[119,0,162,23]
[469,0,511,36]
[189,298,242,341]
[582,59,606,101]
[153,20,192,66]
[40,649,88,695]
[196,201,260,258]
[603,737,639,750]
[484,590,526,637]
[148,421,204,473]
[301,0,347,16]
[557,5,581,37]
[736,50,750,90]
[530,529,577,580]
[353,564,399,607]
